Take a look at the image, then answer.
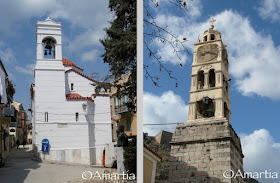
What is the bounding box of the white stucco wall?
[65,71,97,97]
[0,65,7,104]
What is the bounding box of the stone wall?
[169,119,244,183]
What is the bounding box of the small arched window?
[42,36,56,59]
[210,34,215,40]
[209,69,215,87]
[203,36,207,42]
[197,71,204,89]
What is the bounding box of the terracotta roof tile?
[62,58,84,71]
[66,93,94,102]
[144,144,162,160]
[65,69,98,83]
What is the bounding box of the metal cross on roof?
[209,18,216,28]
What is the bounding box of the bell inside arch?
[42,36,56,58]
[44,40,53,55]
[45,41,53,50]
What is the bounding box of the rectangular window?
[126,116,132,132]
[123,95,129,104]
[45,112,48,122]
[76,112,79,122]
[71,83,74,91]
[118,98,121,107]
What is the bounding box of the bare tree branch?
[144,0,192,87]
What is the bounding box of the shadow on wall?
[169,155,224,183]
[0,146,40,183]
[86,103,96,165]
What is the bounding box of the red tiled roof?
[62,58,84,71]
[66,93,94,102]
[144,144,162,160]
[65,69,98,83]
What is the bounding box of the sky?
[0,0,112,119]
[143,0,280,182]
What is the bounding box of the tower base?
[169,118,245,183]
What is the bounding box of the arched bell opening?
[209,69,215,87]
[197,70,204,89]
[42,36,56,59]
[196,97,215,119]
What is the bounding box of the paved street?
[0,145,115,183]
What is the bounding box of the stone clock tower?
[169,19,245,183]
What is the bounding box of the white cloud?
[272,143,280,148]
[67,29,105,52]
[15,64,35,76]
[151,9,280,99]
[258,0,280,21]
[0,0,110,34]
[81,49,99,62]
[143,91,188,136]
[213,10,280,99]
[0,1,111,60]
[0,47,17,64]
[147,0,203,65]
[240,129,280,182]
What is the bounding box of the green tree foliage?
[123,138,137,175]
[100,0,137,112]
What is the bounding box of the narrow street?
[0,145,115,183]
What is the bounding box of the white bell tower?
[34,17,66,124]
[36,17,63,69]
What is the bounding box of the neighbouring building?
[31,18,112,165]
[110,72,137,142]
[169,20,246,183]
[11,100,27,145]
[0,59,15,160]
[144,144,162,183]
[155,130,173,146]
[26,119,32,144]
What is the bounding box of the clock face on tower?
[197,44,218,63]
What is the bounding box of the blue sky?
[0,1,112,119]
[143,0,280,181]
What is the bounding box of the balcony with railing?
[4,106,16,121]
[115,103,129,114]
